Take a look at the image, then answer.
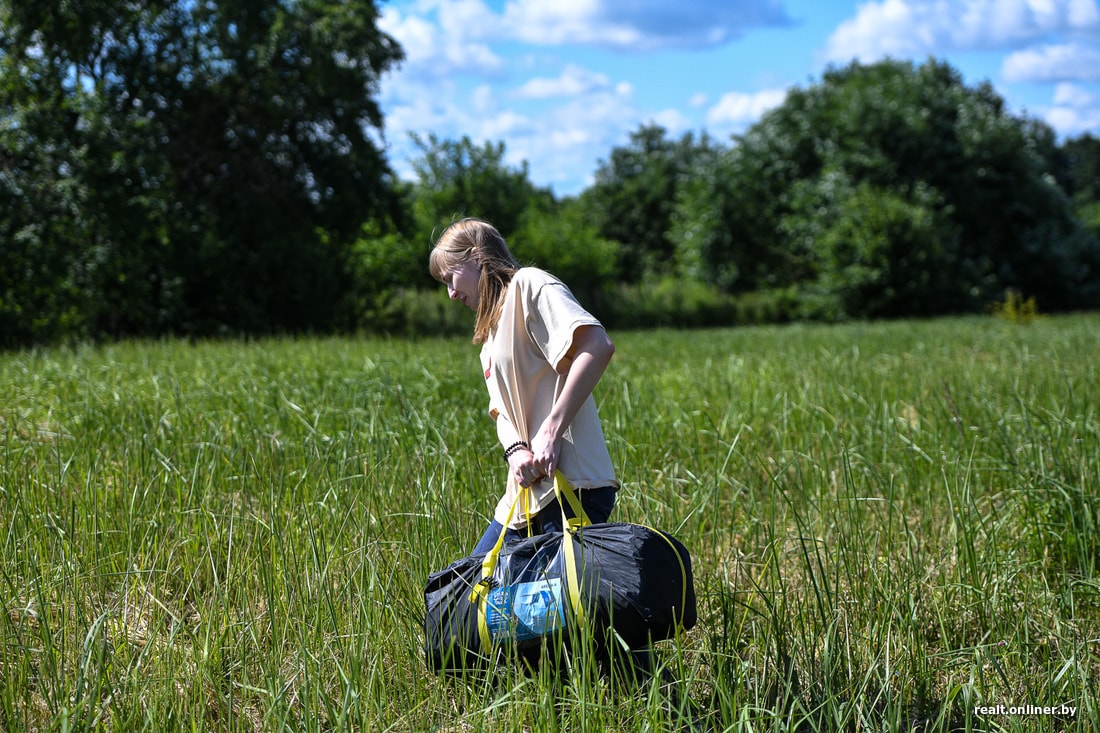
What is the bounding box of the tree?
[510,198,621,314]
[669,138,795,294]
[0,0,404,345]
[1054,134,1100,202]
[348,134,553,332]
[673,58,1099,316]
[1055,134,1100,238]
[0,2,105,345]
[784,176,959,319]
[583,125,714,283]
[409,133,549,242]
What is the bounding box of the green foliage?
[1056,134,1100,243]
[601,281,798,330]
[1055,133,1100,206]
[601,276,734,329]
[991,288,1041,324]
[348,206,436,332]
[672,59,1100,318]
[510,200,621,309]
[583,125,716,283]
[4,34,1099,348]
[365,286,473,337]
[730,287,800,325]
[785,177,959,320]
[669,143,785,293]
[0,8,98,347]
[0,0,404,345]
[409,133,551,243]
[1077,200,1100,238]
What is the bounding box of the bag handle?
[472,471,585,595]
[554,470,592,529]
[470,485,527,603]
[470,472,590,636]
[554,472,589,628]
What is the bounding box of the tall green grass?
[1,315,1097,731]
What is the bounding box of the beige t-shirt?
[480,268,619,528]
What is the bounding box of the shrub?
[990,288,1040,325]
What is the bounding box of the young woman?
[429,218,619,555]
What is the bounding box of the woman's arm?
[528,324,615,480]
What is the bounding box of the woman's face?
[440,257,481,310]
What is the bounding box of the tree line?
[2,0,1098,348]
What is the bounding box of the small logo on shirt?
[484,357,492,379]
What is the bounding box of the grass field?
[1,314,1098,732]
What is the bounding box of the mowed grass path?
[1,315,1097,731]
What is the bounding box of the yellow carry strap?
[555,472,589,627]
[554,471,591,529]
[470,473,592,653]
[470,487,527,652]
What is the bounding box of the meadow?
[1,314,1097,732]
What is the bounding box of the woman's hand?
[506,446,547,487]
[529,420,562,481]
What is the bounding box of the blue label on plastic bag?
[484,577,566,642]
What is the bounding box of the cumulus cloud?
[379,62,640,195]
[383,0,795,71]
[379,1,505,77]
[650,108,694,133]
[1044,82,1100,135]
[502,0,792,51]
[1002,42,1100,82]
[824,0,1100,63]
[706,89,788,130]
[1054,82,1098,106]
[512,65,614,99]
[501,89,646,193]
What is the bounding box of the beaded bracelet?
[503,440,529,460]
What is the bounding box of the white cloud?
[502,0,792,51]
[824,0,922,61]
[1044,82,1100,134]
[1069,0,1100,26]
[479,109,536,139]
[379,1,505,77]
[706,89,788,131]
[512,65,614,99]
[1046,104,1100,134]
[1053,81,1097,105]
[1002,42,1100,82]
[379,8,437,65]
[502,88,644,194]
[380,64,641,196]
[377,0,799,194]
[651,108,694,133]
[824,0,1100,63]
[434,0,504,40]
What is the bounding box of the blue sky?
[377,0,1100,197]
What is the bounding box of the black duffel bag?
[424,474,696,673]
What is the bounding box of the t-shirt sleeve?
[524,277,601,371]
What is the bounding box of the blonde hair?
[429,218,521,344]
